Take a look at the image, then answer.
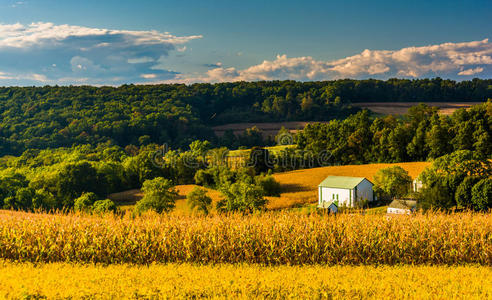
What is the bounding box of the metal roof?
[317,200,338,208]
[318,176,371,189]
[388,199,417,210]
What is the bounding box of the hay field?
[353,102,482,115]
[267,162,430,209]
[1,262,489,299]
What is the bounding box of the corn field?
[0,210,490,265]
[1,262,490,299]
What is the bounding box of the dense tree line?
[1,78,490,155]
[0,142,278,213]
[296,102,491,165]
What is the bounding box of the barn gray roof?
[388,199,417,210]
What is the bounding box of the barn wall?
[356,179,374,203]
[320,187,351,206]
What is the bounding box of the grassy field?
[267,161,430,209]
[110,161,430,212]
[1,210,489,265]
[1,262,490,299]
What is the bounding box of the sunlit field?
[109,161,430,212]
[267,161,430,209]
[1,262,489,299]
[1,209,489,265]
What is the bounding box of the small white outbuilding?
[387,199,417,214]
[318,176,374,208]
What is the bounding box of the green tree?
[217,181,266,213]
[135,177,178,213]
[248,147,272,174]
[455,177,480,209]
[55,161,99,207]
[419,150,491,210]
[189,140,211,156]
[471,178,492,211]
[186,187,212,215]
[74,192,98,212]
[92,199,117,214]
[418,183,455,210]
[373,166,412,201]
[255,174,281,197]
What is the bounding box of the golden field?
[0,210,489,265]
[110,184,224,214]
[0,262,490,299]
[268,161,430,209]
[110,161,430,212]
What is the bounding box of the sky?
[0,0,491,85]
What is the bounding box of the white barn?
[318,176,374,207]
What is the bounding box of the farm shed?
[318,176,373,207]
[387,199,417,214]
[317,200,338,213]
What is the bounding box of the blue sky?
[0,0,491,85]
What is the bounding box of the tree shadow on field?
[281,183,311,193]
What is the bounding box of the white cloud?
[458,67,484,76]
[140,74,158,79]
[0,71,47,82]
[0,22,201,85]
[0,23,490,86]
[11,1,26,8]
[127,57,155,64]
[174,39,492,83]
[0,22,201,49]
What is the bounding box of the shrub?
[255,175,281,197]
[92,199,117,214]
[471,178,492,211]
[74,192,98,212]
[186,187,212,215]
[135,177,178,213]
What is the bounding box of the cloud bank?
[0,22,489,85]
[173,39,492,83]
[0,22,201,85]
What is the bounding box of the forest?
[0,78,491,156]
[0,101,490,212]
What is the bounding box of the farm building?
[317,200,338,213]
[387,199,417,214]
[318,176,374,208]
